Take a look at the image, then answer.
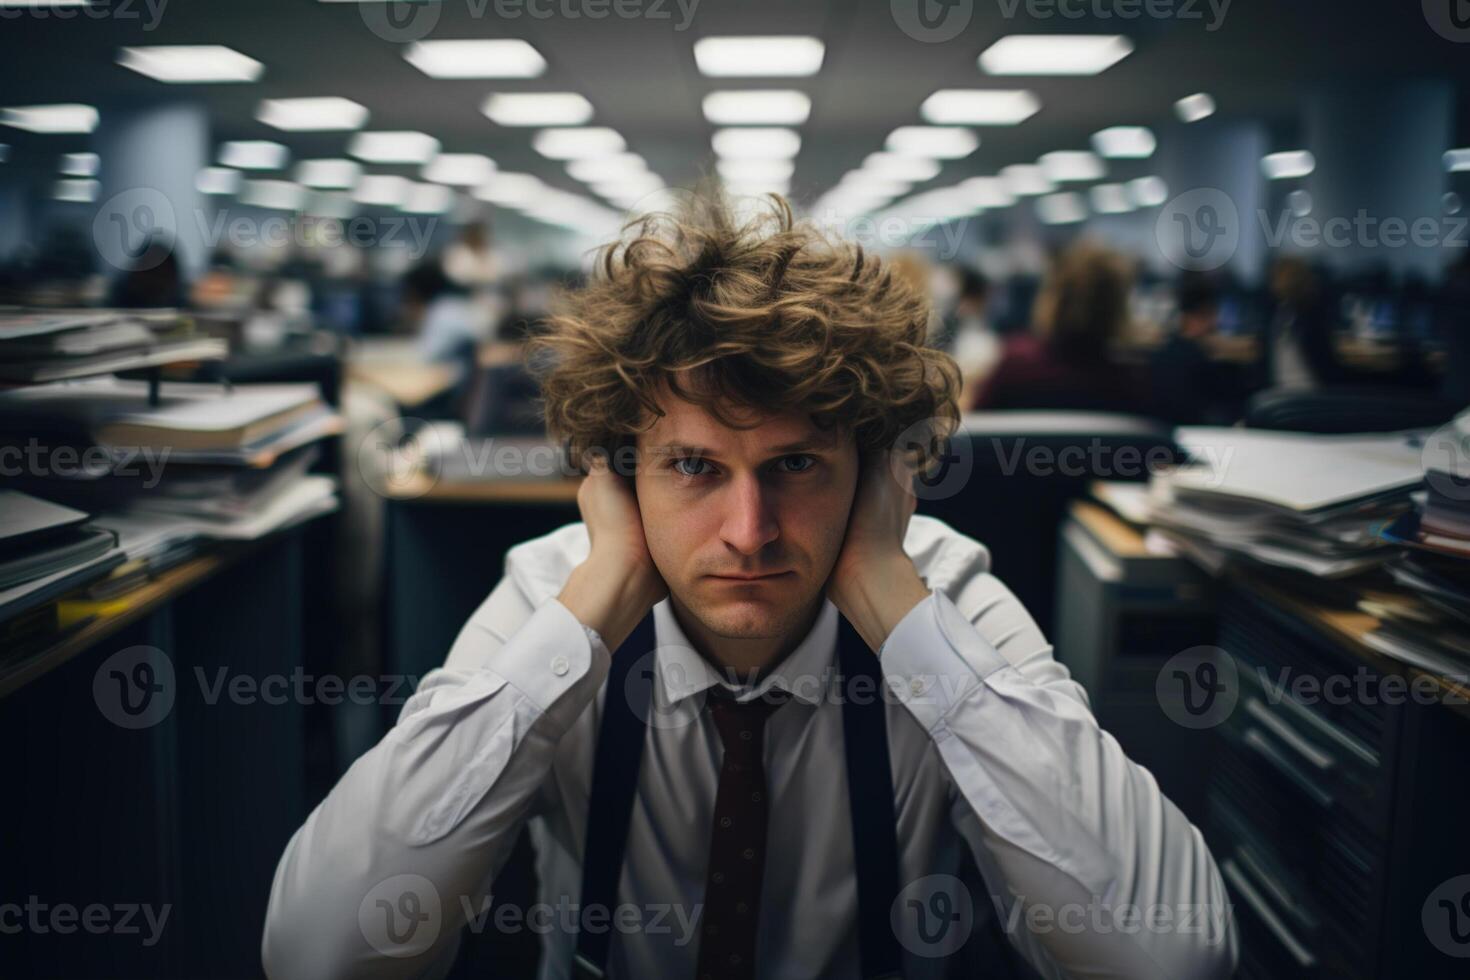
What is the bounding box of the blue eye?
[672,456,711,478]
[778,454,817,474]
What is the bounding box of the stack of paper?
[1145,427,1423,578]
[0,308,225,382]
[0,490,125,623]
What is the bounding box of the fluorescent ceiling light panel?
[422,153,495,186]
[1126,176,1168,207]
[472,172,546,206]
[1,104,98,133]
[353,174,411,207]
[482,93,593,126]
[196,167,241,196]
[863,152,940,182]
[979,35,1133,76]
[725,180,791,197]
[717,158,795,182]
[296,158,362,189]
[1443,148,1470,172]
[117,45,264,83]
[1091,126,1155,159]
[839,172,911,197]
[219,140,289,170]
[532,127,625,159]
[403,39,546,79]
[241,179,306,211]
[348,131,440,164]
[1039,150,1105,182]
[885,126,978,159]
[957,177,1015,208]
[1089,183,1133,214]
[306,191,356,220]
[1000,163,1054,196]
[693,36,825,77]
[257,97,368,131]
[702,90,810,125]
[567,153,647,182]
[1261,150,1315,179]
[53,179,99,203]
[920,90,1040,126]
[402,182,454,214]
[711,127,800,159]
[1037,191,1087,224]
[1174,92,1216,123]
[59,152,99,176]
[591,173,665,197]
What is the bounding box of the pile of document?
[0,307,225,382]
[0,490,125,637]
[1144,427,1423,578]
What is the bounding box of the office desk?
[0,523,322,979]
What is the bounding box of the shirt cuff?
[488,596,611,736]
[879,588,1011,732]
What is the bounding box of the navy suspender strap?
[573,608,905,980]
[836,613,905,980]
[573,609,658,980]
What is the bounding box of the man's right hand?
[557,453,669,653]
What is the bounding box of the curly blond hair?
[526,189,961,475]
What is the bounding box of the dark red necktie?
[694,688,788,980]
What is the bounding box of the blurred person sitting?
[109,235,186,309]
[1149,272,1236,425]
[971,242,1142,413]
[1260,255,1343,391]
[403,258,489,415]
[934,267,1003,410]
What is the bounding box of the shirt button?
[910,677,926,695]
[550,655,570,676]
[720,816,732,829]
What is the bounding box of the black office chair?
[917,411,1178,638]
[1245,386,1464,434]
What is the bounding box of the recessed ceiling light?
[53,179,99,203]
[348,131,440,164]
[920,90,1040,126]
[472,172,545,206]
[839,172,912,197]
[403,39,547,79]
[1091,126,1155,159]
[590,172,665,197]
[725,179,791,197]
[306,191,356,220]
[256,97,368,132]
[711,127,800,159]
[353,174,411,207]
[1000,163,1055,196]
[979,35,1133,76]
[1261,150,1315,179]
[1,104,98,134]
[957,177,1015,208]
[422,153,496,186]
[1039,150,1105,182]
[1174,92,1216,123]
[693,36,825,77]
[296,158,363,189]
[118,45,264,83]
[402,182,454,214]
[1037,191,1087,224]
[567,153,648,182]
[1443,148,1470,172]
[532,127,625,159]
[59,152,99,177]
[717,158,795,182]
[1089,183,1134,214]
[702,91,811,125]
[219,140,289,170]
[862,152,940,182]
[241,179,307,211]
[196,167,241,196]
[885,126,978,159]
[1126,176,1168,207]
[482,93,594,127]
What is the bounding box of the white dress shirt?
[262,515,1238,980]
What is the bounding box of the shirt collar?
[650,598,839,708]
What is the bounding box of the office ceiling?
[0,0,1466,207]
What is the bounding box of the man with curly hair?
[263,193,1236,980]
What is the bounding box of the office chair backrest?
[917,411,1178,637]
[464,362,546,437]
[1246,386,1464,434]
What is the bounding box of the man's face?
[634,389,860,640]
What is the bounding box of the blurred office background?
[2,0,1470,977]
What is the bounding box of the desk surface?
[387,471,581,504]
[347,360,456,409]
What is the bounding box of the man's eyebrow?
[647,438,837,457]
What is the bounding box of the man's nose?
[719,473,780,556]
